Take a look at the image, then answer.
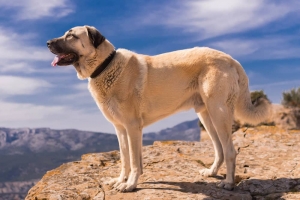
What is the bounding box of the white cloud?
[0,29,52,62]
[246,70,269,84]
[210,39,259,57]
[138,0,300,39]
[251,80,300,90]
[0,75,51,96]
[51,86,93,107]
[60,83,92,104]
[0,100,115,133]
[74,83,89,91]
[0,62,33,73]
[209,35,300,60]
[0,27,57,73]
[0,101,64,121]
[0,0,74,20]
[0,78,113,132]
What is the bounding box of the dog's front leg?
[107,125,130,188]
[115,122,143,192]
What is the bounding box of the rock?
[271,104,300,130]
[26,126,300,199]
[234,104,300,130]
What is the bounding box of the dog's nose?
[47,40,52,47]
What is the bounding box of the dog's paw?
[199,168,216,177]
[115,182,137,193]
[216,180,234,191]
[105,177,124,188]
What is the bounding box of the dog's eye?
[66,34,73,39]
[66,34,79,40]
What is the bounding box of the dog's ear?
[85,25,105,48]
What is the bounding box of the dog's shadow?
[138,177,300,199]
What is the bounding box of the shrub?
[250,90,270,104]
[282,87,300,108]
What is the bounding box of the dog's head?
[47,25,105,67]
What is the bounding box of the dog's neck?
[74,40,115,80]
[90,50,116,78]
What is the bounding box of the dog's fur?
[47,26,271,192]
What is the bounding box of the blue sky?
[0,0,299,133]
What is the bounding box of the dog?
[47,25,271,192]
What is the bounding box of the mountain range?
[0,119,200,155]
[0,119,200,199]
[0,119,200,182]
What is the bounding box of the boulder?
[26,126,300,200]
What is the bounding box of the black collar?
[90,50,116,79]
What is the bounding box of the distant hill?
[144,119,200,141]
[0,119,200,183]
[0,127,119,155]
[0,119,200,155]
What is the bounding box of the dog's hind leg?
[205,100,237,190]
[107,125,130,188]
[197,109,224,177]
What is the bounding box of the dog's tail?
[233,60,271,125]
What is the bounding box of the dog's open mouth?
[51,53,78,66]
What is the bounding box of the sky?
[0,0,299,133]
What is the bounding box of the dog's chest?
[88,79,126,124]
[102,62,123,90]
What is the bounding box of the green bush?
[250,90,270,104]
[282,87,300,108]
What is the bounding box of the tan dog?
[47,26,271,192]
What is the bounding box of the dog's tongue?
[51,56,60,67]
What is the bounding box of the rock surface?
[271,104,300,130]
[26,126,300,200]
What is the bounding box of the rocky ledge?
[26,126,300,200]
